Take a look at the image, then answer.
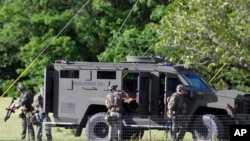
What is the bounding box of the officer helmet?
[176,84,185,91]
[109,85,118,91]
[17,84,25,90]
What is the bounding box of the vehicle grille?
[235,94,250,114]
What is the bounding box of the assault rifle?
[4,97,17,122]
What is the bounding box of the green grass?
[0,97,84,141]
[0,97,193,141]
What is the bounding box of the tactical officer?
[11,84,35,141]
[105,84,129,141]
[167,84,187,141]
[32,87,52,141]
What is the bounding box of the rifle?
[4,97,17,122]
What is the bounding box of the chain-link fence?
[1,114,250,141]
[85,114,250,141]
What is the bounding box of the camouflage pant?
[20,112,35,141]
[108,112,122,141]
[35,111,52,141]
[170,115,187,141]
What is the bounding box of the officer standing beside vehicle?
[105,84,129,141]
[167,84,187,141]
[32,87,52,141]
[11,84,35,141]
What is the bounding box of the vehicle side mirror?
[185,86,194,98]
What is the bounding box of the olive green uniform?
[168,93,187,141]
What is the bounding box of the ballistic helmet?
[176,84,185,90]
[109,85,118,91]
[17,83,25,90]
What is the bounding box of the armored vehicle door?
[165,73,182,99]
[137,72,151,116]
[161,73,181,114]
[44,65,55,113]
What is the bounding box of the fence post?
[148,115,152,141]
[210,115,212,141]
[88,115,90,141]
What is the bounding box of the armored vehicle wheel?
[86,112,109,141]
[192,114,224,141]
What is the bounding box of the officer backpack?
[105,91,123,111]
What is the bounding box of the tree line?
[0,0,249,97]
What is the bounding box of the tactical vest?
[168,93,187,115]
[20,92,34,112]
[107,91,123,113]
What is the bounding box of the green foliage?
[0,0,166,96]
[0,0,105,94]
[149,0,250,92]
[98,28,157,62]
[97,0,163,62]
[0,0,250,96]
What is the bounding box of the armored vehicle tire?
[86,112,109,141]
[192,114,224,140]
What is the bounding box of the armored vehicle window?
[123,73,138,80]
[167,78,181,91]
[60,70,79,78]
[97,71,116,79]
[184,74,210,90]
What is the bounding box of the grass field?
[0,97,193,141]
[0,97,85,141]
